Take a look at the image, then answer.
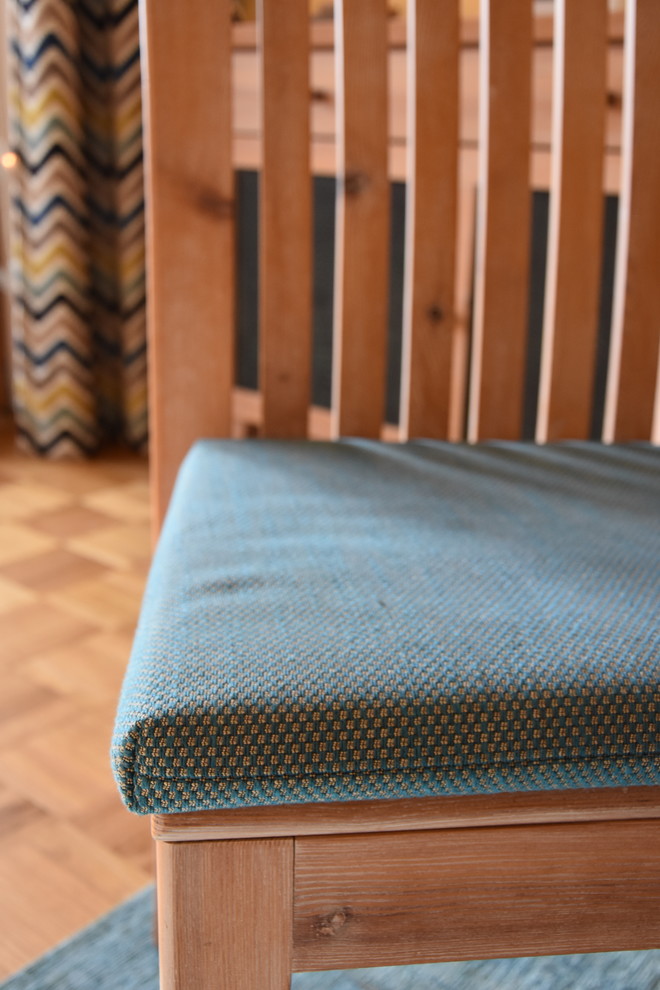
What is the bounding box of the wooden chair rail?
[292,819,660,969]
[152,784,660,843]
[156,814,660,988]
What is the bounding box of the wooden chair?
[120,1,660,987]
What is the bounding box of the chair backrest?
[142,0,660,526]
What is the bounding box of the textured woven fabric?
[112,441,660,813]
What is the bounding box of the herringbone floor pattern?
[0,420,153,980]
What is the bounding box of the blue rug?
[3,887,659,990]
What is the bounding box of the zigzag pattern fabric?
[9,0,146,455]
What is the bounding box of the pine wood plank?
[399,0,459,440]
[468,0,532,440]
[232,386,401,442]
[0,422,151,980]
[68,523,151,570]
[0,575,35,614]
[0,548,107,592]
[536,0,607,442]
[331,0,390,438]
[0,712,118,818]
[449,175,478,440]
[0,603,94,668]
[0,524,56,567]
[81,484,150,524]
[152,785,660,842]
[0,818,149,980]
[292,819,660,970]
[0,786,45,842]
[0,673,74,751]
[230,15,626,184]
[24,637,128,704]
[157,839,293,990]
[28,505,117,539]
[0,482,73,520]
[604,0,660,441]
[258,0,312,438]
[143,0,235,526]
[72,796,153,876]
[47,574,143,632]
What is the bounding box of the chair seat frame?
[154,787,660,988]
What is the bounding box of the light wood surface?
[536,0,607,442]
[292,818,660,970]
[258,0,312,439]
[157,839,293,990]
[399,0,459,440]
[144,0,235,528]
[230,15,625,184]
[604,0,660,442]
[231,386,400,443]
[153,784,660,842]
[468,0,532,441]
[331,0,390,438]
[145,9,635,473]
[0,422,151,981]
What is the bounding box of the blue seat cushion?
[112,440,660,814]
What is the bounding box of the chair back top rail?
[141,0,660,524]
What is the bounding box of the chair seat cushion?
[112,440,660,814]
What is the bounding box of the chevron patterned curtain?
[8,0,146,455]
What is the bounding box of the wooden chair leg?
[156,838,293,990]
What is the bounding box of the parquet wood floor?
[0,419,153,980]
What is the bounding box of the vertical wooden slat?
[144,0,234,530]
[258,0,312,438]
[332,0,390,439]
[399,0,459,440]
[468,0,532,441]
[536,0,607,443]
[604,0,660,442]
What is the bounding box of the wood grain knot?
[310,87,332,103]
[195,188,235,220]
[343,171,370,197]
[426,304,445,324]
[315,907,352,938]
